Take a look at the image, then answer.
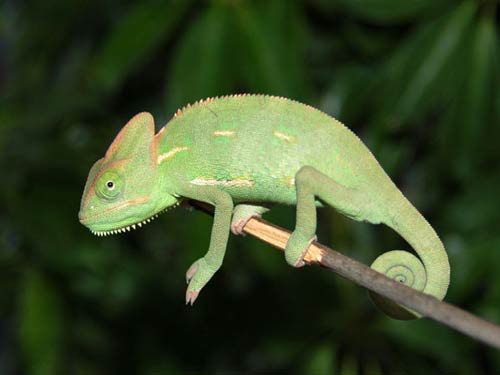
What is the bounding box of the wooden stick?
[190,200,500,349]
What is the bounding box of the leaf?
[443,174,500,299]
[303,343,336,374]
[232,0,312,100]
[445,174,500,234]
[165,3,234,113]
[440,14,498,179]
[92,0,192,93]
[322,64,375,122]
[8,0,90,81]
[382,319,469,365]
[336,0,456,24]
[372,1,477,128]
[166,0,312,111]
[339,354,359,375]
[19,270,66,375]
[339,22,400,59]
[447,234,500,302]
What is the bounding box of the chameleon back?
[156,95,391,205]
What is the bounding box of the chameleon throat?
[91,201,181,236]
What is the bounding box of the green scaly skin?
[79,94,450,318]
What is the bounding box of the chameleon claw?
[294,258,306,268]
[185,289,200,305]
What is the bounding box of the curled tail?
[370,192,450,320]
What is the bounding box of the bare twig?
[190,200,500,350]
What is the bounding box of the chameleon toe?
[230,217,250,235]
[185,261,199,284]
[185,289,200,305]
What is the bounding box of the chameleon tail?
[369,192,450,319]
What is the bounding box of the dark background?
[1,0,500,373]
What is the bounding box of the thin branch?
[190,200,500,350]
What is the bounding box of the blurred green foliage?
[1,0,499,373]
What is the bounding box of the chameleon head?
[78,112,179,236]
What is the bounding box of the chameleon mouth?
[90,201,181,236]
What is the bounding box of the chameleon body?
[79,94,450,318]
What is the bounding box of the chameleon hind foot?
[286,166,367,268]
[285,232,317,267]
[185,257,216,305]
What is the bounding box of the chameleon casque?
[79,94,450,319]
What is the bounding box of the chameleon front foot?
[285,232,317,267]
[185,257,216,305]
[230,204,269,235]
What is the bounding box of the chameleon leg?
[179,185,234,305]
[231,204,270,235]
[286,166,367,267]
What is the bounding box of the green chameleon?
[79,94,450,318]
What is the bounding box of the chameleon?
[78,94,450,319]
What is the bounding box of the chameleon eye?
[96,171,123,200]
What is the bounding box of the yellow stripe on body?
[157,147,189,164]
[190,178,253,187]
[273,130,295,142]
[213,130,236,137]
